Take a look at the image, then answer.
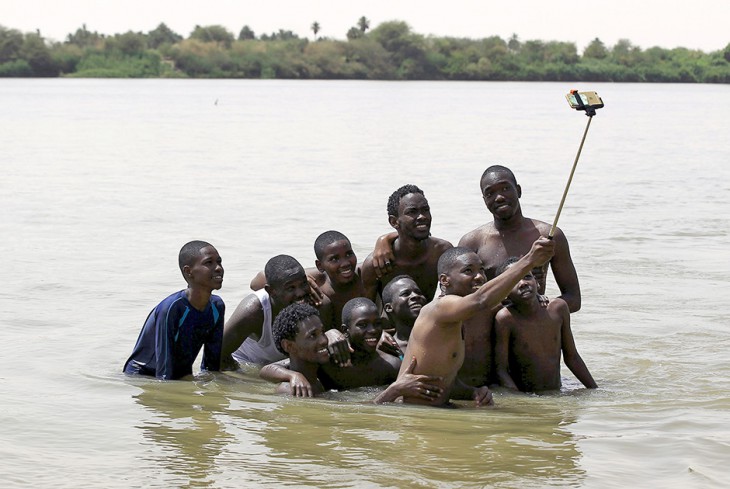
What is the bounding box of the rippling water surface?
[1,79,729,488]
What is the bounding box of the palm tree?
[357,16,370,33]
[311,21,320,40]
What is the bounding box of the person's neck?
[511,298,541,316]
[326,275,358,295]
[393,320,415,343]
[394,234,429,257]
[289,357,321,384]
[493,209,524,232]
[186,287,212,311]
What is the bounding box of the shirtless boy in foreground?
[396,237,555,407]
[494,258,597,392]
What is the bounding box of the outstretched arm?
[435,237,555,324]
[560,304,597,388]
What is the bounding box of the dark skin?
[398,238,555,407]
[494,269,596,392]
[249,239,400,360]
[382,276,427,350]
[458,308,500,388]
[361,192,453,303]
[220,267,334,370]
[458,169,581,312]
[313,239,367,328]
[277,315,331,396]
[261,304,442,402]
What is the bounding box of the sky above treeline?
[3,0,728,53]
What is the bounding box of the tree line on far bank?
[1,20,729,83]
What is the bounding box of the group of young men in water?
[123,165,597,407]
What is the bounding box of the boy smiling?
[123,240,225,380]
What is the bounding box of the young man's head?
[264,255,310,306]
[340,297,382,353]
[480,165,522,221]
[273,303,329,364]
[314,230,357,286]
[497,257,538,306]
[387,184,431,241]
[382,275,426,325]
[437,247,486,296]
[178,240,224,291]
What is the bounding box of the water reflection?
[245,388,585,488]
[132,374,233,488]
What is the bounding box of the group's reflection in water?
[132,372,586,488]
[132,374,234,488]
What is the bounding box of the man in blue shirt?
[124,240,225,380]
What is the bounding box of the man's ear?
[315,259,324,273]
[438,273,449,290]
[388,214,399,230]
[516,184,522,198]
[264,283,272,295]
[182,265,192,280]
[383,303,393,314]
[281,338,294,355]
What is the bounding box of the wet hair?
[178,240,213,272]
[387,184,425,217]
[480,165,517,187]
[313,230,350,260]
[272,303,320,355]
[264,255,305,287]
[495,256,521,277]
[341,297,377,329]
[381,274,417,305]
[437,247,474,275]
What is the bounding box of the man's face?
[345,304,383,353]
[385,278,426,322]
[316,239,357,286]
[442,252,487,297]
[288,315,330,364]
[480,171,521,221]
[506,266,538,305]
[269,268,310,306]
[391,192,431,241]
[185,246,224,291]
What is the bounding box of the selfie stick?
[548,92,601,239]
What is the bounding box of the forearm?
[565,355,597,388]
[260,363,296,383]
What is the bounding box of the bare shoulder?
[458,224,495,247]
[547,297,569,314]
[430,236,454,253]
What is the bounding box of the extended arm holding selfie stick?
[548,90,604,239]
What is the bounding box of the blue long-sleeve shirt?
[123,290,224,380]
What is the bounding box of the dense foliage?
[1,21,729,82]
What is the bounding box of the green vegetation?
[1,21,729,82]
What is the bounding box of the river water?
[1,79,729,488]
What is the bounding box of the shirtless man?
[397,237,555,407]
[457,165,582,388]
[361,184,453,303]
[459,165,581,312]
[494,257,596,392]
